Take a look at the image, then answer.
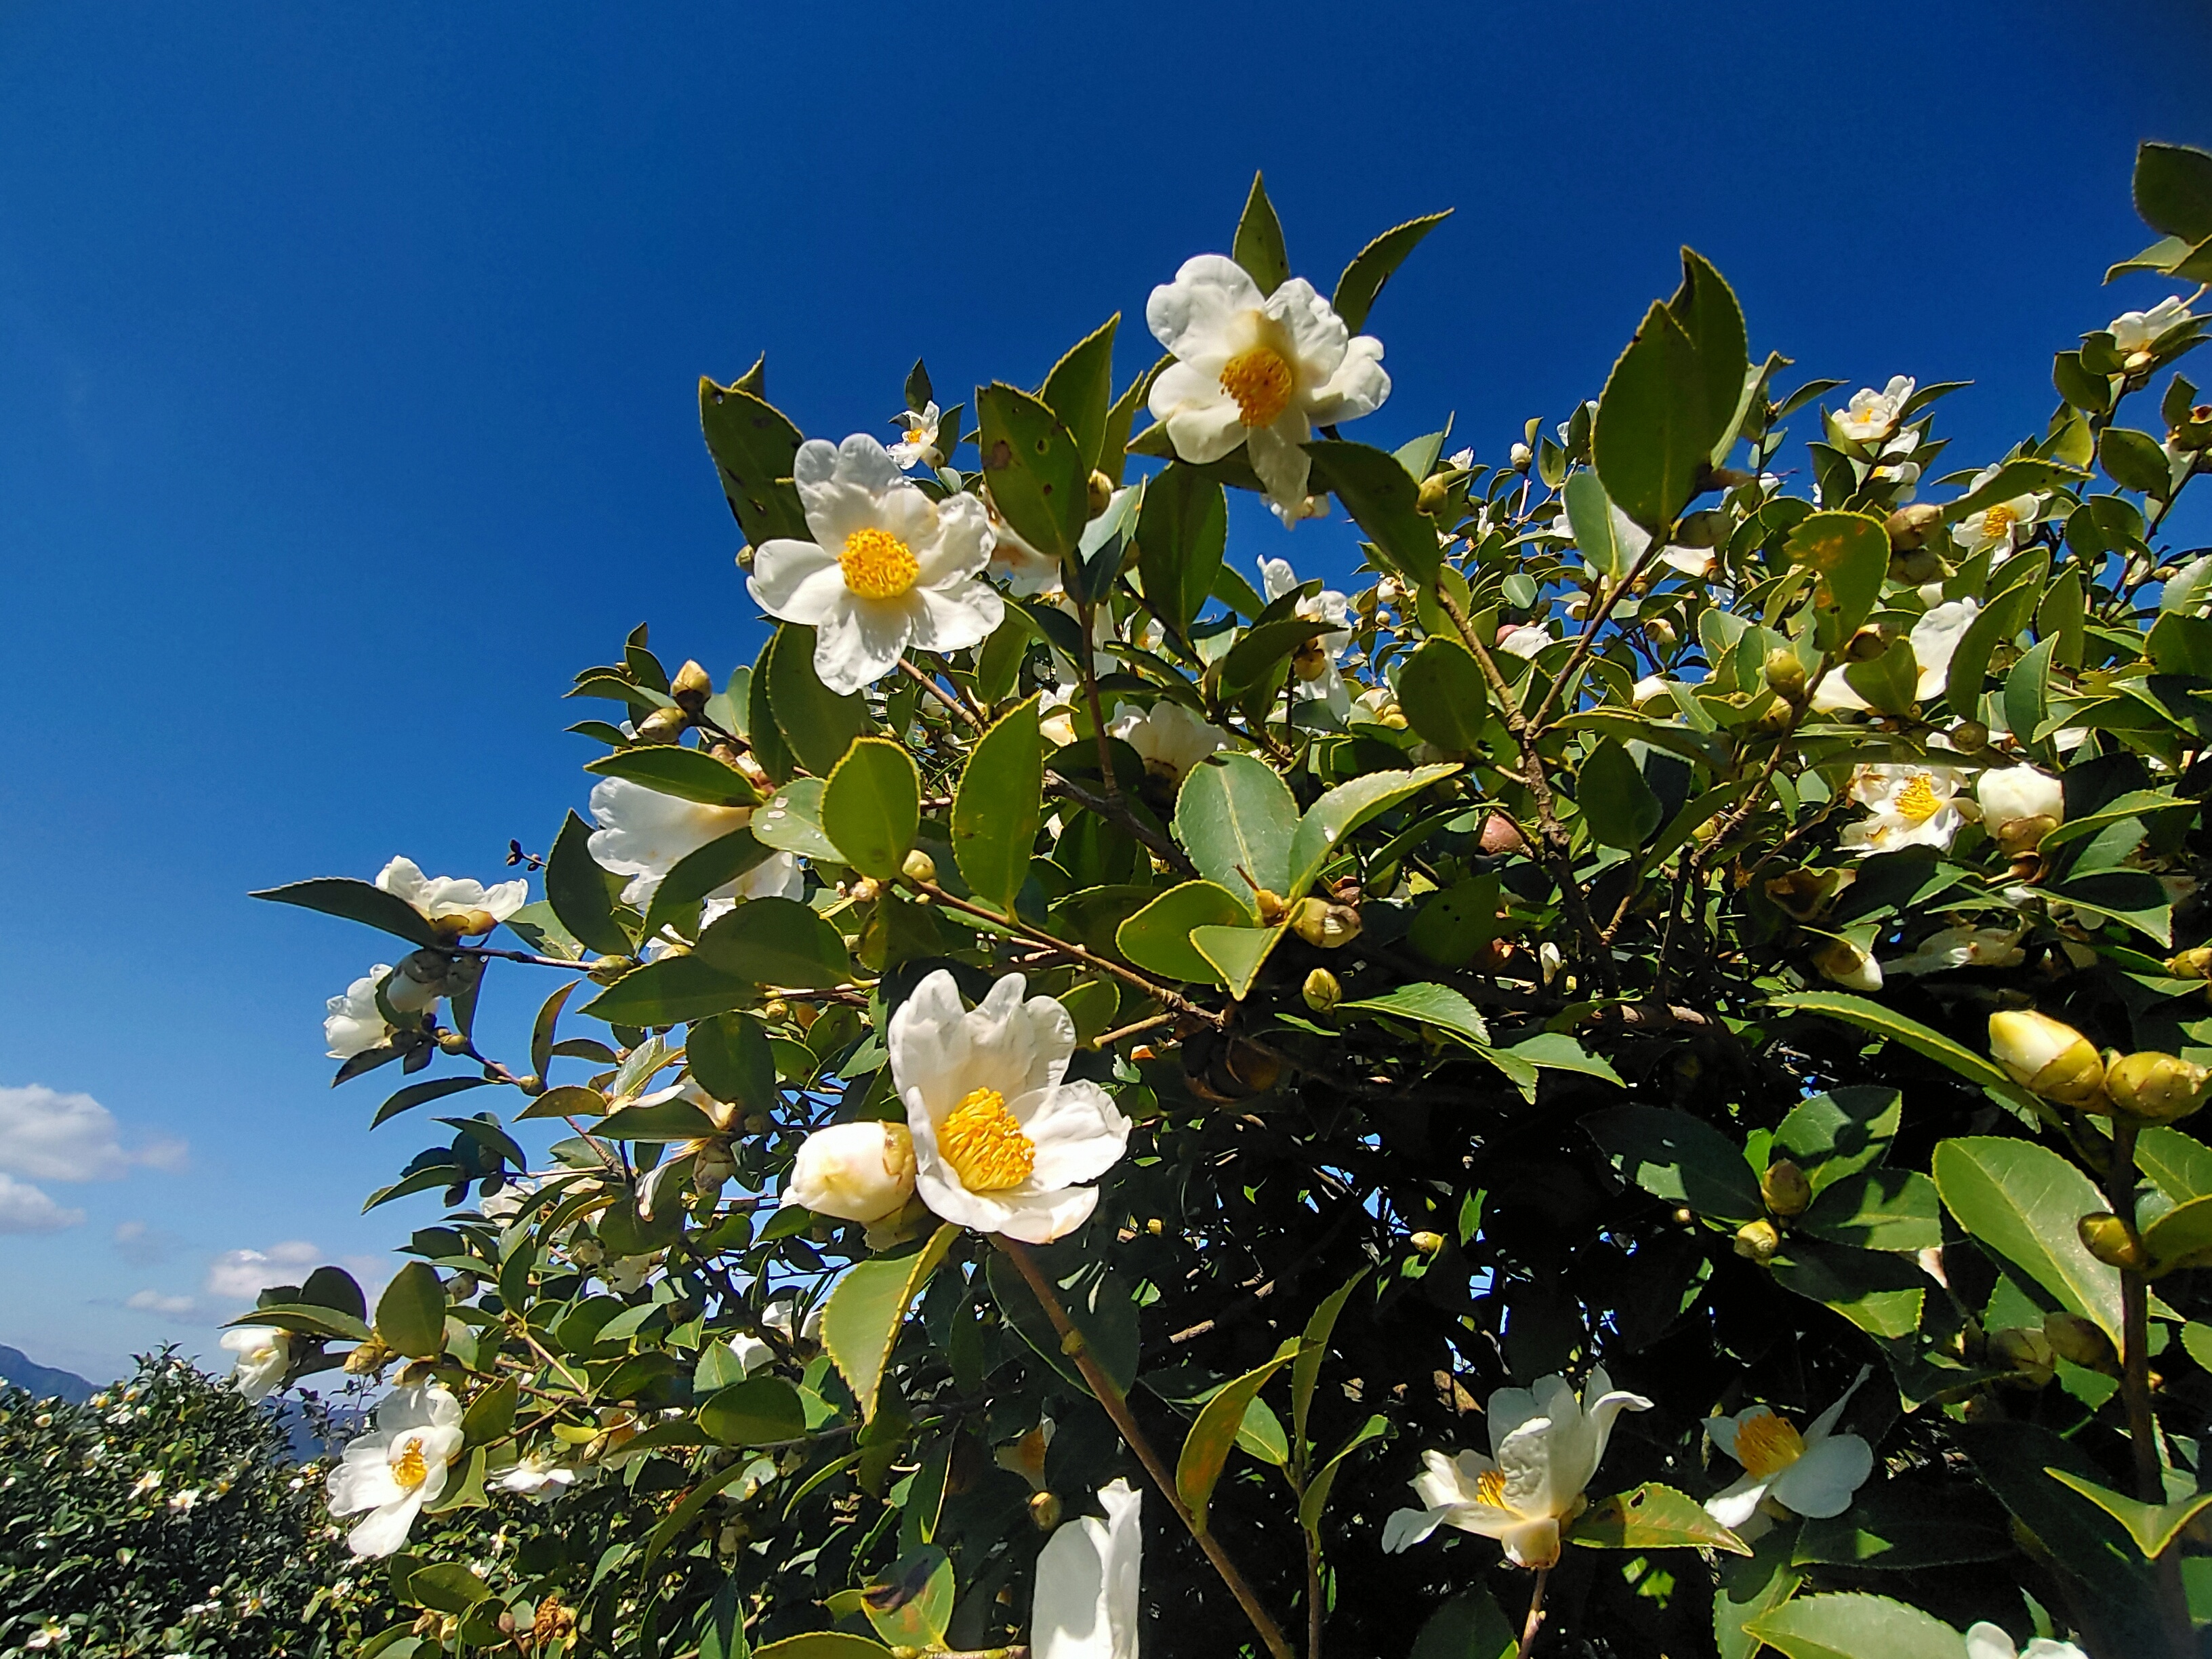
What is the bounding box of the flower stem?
[996,1239,1295,1659]
[1516,1566,1551,1659]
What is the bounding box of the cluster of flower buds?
[1989,1010,2210,1122]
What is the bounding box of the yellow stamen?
[1473,1467,1511,1510]
[1894,774,1946,823]
[1220,346,1295,428]
[391,1435,429,1491]
[840,527,920,600]
[1732,1408,1805,1479]
[938,1087,1034,1191]
[1980,504,2017,541]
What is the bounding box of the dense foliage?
[245,141,2212,1658]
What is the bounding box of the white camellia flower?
[1498,624,1551,661]
[1108,700,1226,784]
[747,434,1004,696]
[785,1120,918,1224]
[1260,554,1356,718]
[1834,376,1914,443]
[496,1449,581,1502]
[2110,296,2192,368]
[1810,599,1979,714]
[890,970,1131,1244]
[325,966,398,1059]
[1953,464,2043,556]
[587,775,800,910]
[888,400,942,471]
[604,1253,657,1294]
[1032,1477,1142,1659]
[375,857,528,926]
[1965,1622,2087,1659]
[1039,686,1079,750]
[1382,1366,1653,1569]
[1704,1370,1872,1528]
[1884,924,2027,978]
[1977,764,2065,850]
[1145,254,1390,525]
[220,1326,290,1404]
[764,1296,824,1344]
[325,1383,465,1557]
[1839,762,1970,856]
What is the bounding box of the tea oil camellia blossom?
[325,1383,465,1557]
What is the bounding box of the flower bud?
[785,1121,916,1224]
[1950,719,1990,752]
[1843,625,1889,662]
[635,705,690,744]
[1986,1326,2056,1387]
[1734,1219,1782,1263]
[1086,470,1115,518]
[588,955,638,984]
[671,659,714,712]
[1885,503,1942,551]
[343,1338,391,1376]
[1478,814,1528,856]
[850,876,884,903]
[1988,1010,2106,1106]
[1761,1159,1813,1217]
[436,1029,472,1054]
[1254,888,1289,925]
[1028,1490,1063,1530]
[2167,947,2212,981]
[1416,473,1454,517]
[1643,618,1678,652]
[2077,1211,2150,1271]
[1889,546,1945,585]
[1408,1229,1444,1256]
[1811,937,1881,991]
[1303,968,1342,1014]
[901,848,938,885]
[1292,898,1362,949]
[2105,1051,2211,1123]
[693,1138,739,1191]
[1763,649,1809,703]
[2042,1311,2118,1372]
[1976,764,2064,855]
[1509,442,1532,470]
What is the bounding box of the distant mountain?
[0,1344,98,1405]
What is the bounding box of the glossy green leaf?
[1190,920,1290,1002]
[699,1377,806,1447]
[751,1637,895,1659]
[1562,470,1629,578]
[766,624,874,777]
[1744,1593,1965,1659]
[600,1093,721,1141]
[689,1011,775,1115]
[2142,1192,2212,1271]
[821,1225,957,1420]
[583,745,760,807]
[1774,1088,1902,1191]
[691,896,851,989]
[1791,1477,2013,1570]
[1115,880,1249,983]
[1765,991,2031,1109]
[1396,636,1488,751]
[1943,569,2043,714]
[820,737,920,881]
[1932,1136,2125,1342]
[544,809,632,958]
[1040,314,1119,470]
[1336,981,1490,1048]
[231,1300,371,1343]
[1296,1413,1388,1536]
[1173,751,1297,905]
[1570,1481,1751,1555]
[751,777,842,861]
[1408,1590,1517,1659]
[641,828,776,943]
[699,375,808,546]
[1784,512,1890,647]
[1230,170,1288,294]
[1332,210,1451,335]
[2135,140,2212,243]
[405,1561,492,1612]
[1305,439,1442,581]
[375,1262,446,1361]
[577,957,752,1027]
[2045,1467,2212,1559]
[1578,739,1663,849]
[2137,1126,2212,1202]
[1769,1240,1925,1338]
[1292,1268,1366,1460]
[249,877,440,948]
[2101,426,2173,497]
[1286,763,1458,899]
[1584,1104,1762,1224]
[861,1545,955,1650]
[1798,1168,1942,1252]
[1175,1337,1299,1534]
[1136,463,1227,641]
[979,382,1087,562]
[1593,299,1704,531]
[951,695,1043,914]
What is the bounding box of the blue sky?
[1,2,2206,1379]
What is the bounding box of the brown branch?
[899,656,985,730]
[1046,771,1195,877]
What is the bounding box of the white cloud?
[0,1084,187,1182]
[0,1172,84,1233]
[204,1240,321,1300]
[125,1289,197,1317]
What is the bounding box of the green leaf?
[1593,299,1704,531]
[2135,140,2212,242]
[1296,1413,1388,1536]
[1792,1477,2013,1570]
[1175,1338,1300,1534]
[405,1561,493,1613]
[1217,616,1330,712]
[375,1262,446,1361]
[1841,637,1920,716]
[1292,1269,1366,1462]
[822,1225,958,1420]
[459,1377,518,1448]
[1765,991,2032,1110]
[1231,170,1289,294]
[641,829,777,943]
[1332,210,1451,335]
[1944,569,2043,714]
[1668,249,1751,464]
[1115,881,1249,984]
[2045,1467,2212,1559]
[1583,1104,1763,1224]
[546,809,633,958]
[979,382,1088,562]
[2003,636,2056,764]
[1940,457,2088,523]
[1745,1593,1965,1659]
[951,695,1043,914]
[820,737,920,881]
[1798,1168,1942,1252]
[1396,636,1489,751]
[372,1076,493,1130]
[1578,739,1664,849]
[2137,1126,2212,1202]
[1408,1590,1517,1659]
[583,745,760,807]
[578,957,752,1027]
[2142,1193,2212,1271]
[692,896,852,989]
[1304,440,1442,581]
[1570,1482,1752,1555]
[1040,314,1120,470]
[249,877,440,948]
[689,1011,776,1115]
[1173,751,1298,905]
[1286,763,1458,899]
[751,778,843,862]
[1137,464,1227,642]
[766,624,874,777]
[600,1093,721,1141]
[1562,470,1629,579]
[1100,354,1166,487]
[232,1301,371,1343]
[1770,1240,1925,1338]
[1932,1136,2125,1342]
[1774,1088,1902,1191]
[699,1376,807,1447]
[699,375,808,547]
[1336,981,1490,1048]
[1191,920,1291,1002]
[1784,512,1891,647]
[861,1545,956,1650]
[2102,426,2173,497]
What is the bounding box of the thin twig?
[1516,1565,1551,1659]
[899,656,985,730]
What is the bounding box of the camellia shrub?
[243,141,2212,1659]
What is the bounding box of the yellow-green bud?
[634,705,690,743]
[1303,968,1342,1014]
[514,1073,544,1095]
[1889,546,1945,584]
[2167,947,2212,981]
[588,955,638,984]
[2077,1211,2150,1271]
[849,876,884,904]
[1950,719,1989,752]
[1029,1490,1063,1530]
[671,659,714,712]
[1734,1219,1782,1263]
[1416,473,1454,517]
[2042,1311,2118,1372]
[1843,625,1890,663]
[1644,618,1678,651]
[1988,1010,2106,1107]
[1763,649,1809,703]
[1885,503,1942,551]
[1086,470,1115,518]
[2105,1051,2211,1123]
[436,1029,471,1054]
[901,848,938,885]
[1408,1229,1444,1256]
[343,1338,391,1376]
[1292,898,1362,949]
[1761,1159,1813,1217]
[1986,1326,2056,1387]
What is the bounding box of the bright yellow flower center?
[840,527,920,600]
[1220,346,1295,428]
[1474,1467,1512,1511]
[1980,504,2017,541]
[391,1435,430,1491]
[1733,1408,1805,1479]
[939,1087,1035,1191]
[1894,774,1946,823]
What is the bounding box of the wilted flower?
[1811,599,1978,714]
[588,775,800,911]
[1954,465,2044,556]
[889,970,1131,1244]
[887,399,941,470]
[1108,700,1225,784]
[324,966,399,1059]
[1704,1370,1872,1528]
[1382,1366,1652,1569]
[496,1449,581,1502]
[1834,376,1914,443]
[1884,924,2026,978]
[1976,764,2064,853]
[2110,297,2192,368]
[747,434,1003,695]
[1838,763,1969,856]
[1145,254,1390,525]
[785,1120,918,1223]
[1031,1477,1142,1659]
[220,1326,291,1404]
[326,1383,464,1557]
[375,857,528,927]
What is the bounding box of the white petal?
[1381,1504,1448,1553]
[1304,335,1390,425]
[912,491,994,585]
[1160,402,1250,468]
[345,1491,426,1558]
[1497,1515,1562,1569]
[1965,1624,2022,1659]
[1703,1472,1771,1529]
[1266,276,1349,381]
[812,594,915,695]
[1146,253,1263,361]
[748,540,844,625]
[1019,1080,1131,1189]
[907,579,1005,655]
[1245,417,1313,513]
[1767,1433,1871,1518]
